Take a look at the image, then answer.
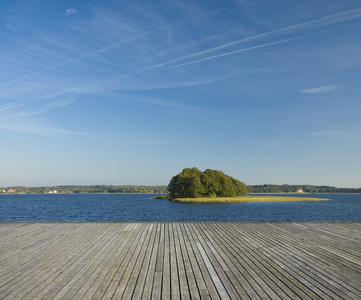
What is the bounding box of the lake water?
[0,193,360,222]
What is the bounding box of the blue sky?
[1,0,360,188]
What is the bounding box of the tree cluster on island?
[167,167,248,198]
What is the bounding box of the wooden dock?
[1,223,360,299]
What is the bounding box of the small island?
[154,167,329,203]
[169,195,329,203]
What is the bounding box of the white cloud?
[65,8,78,16]
[301,85,338,94]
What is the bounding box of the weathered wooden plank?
[263,223,361,293]
[233,223,361,299]
[50,224,126,300]
[66,224,133,299]
[185,224,221,300]
[168,223,181,300]
[182,224,214,300]
[251,223,337,299]
[181,224,212,300]
[173,223,191,300]
[141,223,161,299]
[207,223,281,300]
[74,224,135,299]
[161,223,171,300]
[101,223,149,300]
[222,223,318,298]
[222,223,317,299]
[121,223,154,300]
[193,223,247,300]
[130,223,158,300]
[152,223,164,300]
[37,225,117,300]
[177,223,200,299]
[212,223,301,299]
[0,223,360,300]
[111,223,152,299]
[0,223,106,299]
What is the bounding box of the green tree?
[201,169,220,197]
[168,167,248,198]
[232,178,248,196]
[168,167,205,198]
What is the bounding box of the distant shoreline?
[0,185,167,195]
[1,184,360,194]
[0,192,161,195]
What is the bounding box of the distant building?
[297,188,303,193]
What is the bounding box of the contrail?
[3,7,359,86]
[0,20,185,87]
[0,87,80,112]
[0,67,143,113]
[156,7,361,69]
[167,36,308,69]
[0,36,305,112]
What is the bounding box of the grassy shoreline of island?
[153,195,329,203]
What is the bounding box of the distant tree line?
[0,185,168,194]
[168,167,248,198]
[247,184,361,194]
[1,183,360,195]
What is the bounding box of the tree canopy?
[168,167,248,198]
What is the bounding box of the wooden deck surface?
[1,223,360,299]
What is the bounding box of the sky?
[1,0,360,188]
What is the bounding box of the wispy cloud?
[157,7,361,69]
[5,5,358,94]
[0,120,89,138]
[0,91,82,138]
[0,72,230,118]
[0,19,185,87]
[91,92,228,116]
[0,96,75,120]
[167,36,307,69]
[5,23,19,32]
[301,85,338,94]
[65,8,78,16]
[0,86,81,113]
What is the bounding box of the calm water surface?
[0,193,360,222]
